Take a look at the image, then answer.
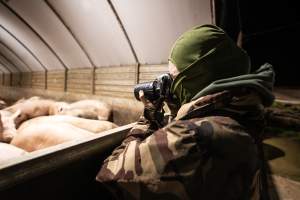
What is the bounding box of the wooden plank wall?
[139,65,168,83]
[47,70,65,91]
[11,73,21,86]
[67,68,92,94]
[0,73,3,85]
[20,72,32,88]
[3,74,11,86]
[95,66,135,98]
[32,71,46,89]
[0,64,168,99]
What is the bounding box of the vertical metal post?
[64,68,68,92]
[91,67,95,94]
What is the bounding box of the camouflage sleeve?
[101,117,155,165]
[96,116,258,200]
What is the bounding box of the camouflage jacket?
[96,89,266,200]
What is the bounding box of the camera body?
[134,73,174,103]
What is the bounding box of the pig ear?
[11,109,21,120]
[58,106,64,112]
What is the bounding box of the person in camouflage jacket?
[96,24,275,200]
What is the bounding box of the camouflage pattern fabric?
[96,89,267,200]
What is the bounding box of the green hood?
[193,63,275,107]
[170,24,250,105]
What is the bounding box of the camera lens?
[133,81,160,101]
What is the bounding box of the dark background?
[215,0,300,86]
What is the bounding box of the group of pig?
[0,97,118,164]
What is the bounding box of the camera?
[133,73,174,103]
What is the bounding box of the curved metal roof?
[0,0,213,73]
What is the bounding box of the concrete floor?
[274,87,300,104]
[272,175,300,200]
[267,87,300,199]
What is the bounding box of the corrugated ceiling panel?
[0,42,30,72]
[0,3,64,70]
[112,0,212,64]
[48,0,136,67]
[0,28,44,71]
[0,54,19,72]
[7,0,92,69]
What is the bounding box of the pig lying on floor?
[0,142,27,164]
[10,115,118,152]
[0,96,114,140]
[4,98,62,127]
[18,115,118,133]
[10,122,94,152]
[53,100,113,121]
[0,110,21,142]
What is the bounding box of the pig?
[27,96,42,100]
[18,115,118,133]
[11,115,118,152]
[12,96,42,105]
[3,98,67,127]
[48,101,69,115]
[13,96,41,104]
[0,142,27,164]
[4,99,56,119]
[11,122,95,152]
[0,110,21,142]
[0,98,67,142]
[14,97,26,104]
[56,100,113,121]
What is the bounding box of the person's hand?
[139,90,164,128]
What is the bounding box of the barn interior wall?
[0,64,168,125]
